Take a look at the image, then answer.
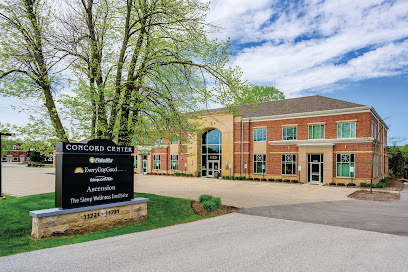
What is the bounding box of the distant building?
[133,95,389,185]
[1,143,30,162]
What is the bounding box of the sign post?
[0,132,13,200]
[298,165,302,183]
[350,166,355,185]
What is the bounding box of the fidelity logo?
[89,157,113,163]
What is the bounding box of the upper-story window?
[254,128,266,141]
[337,122,356,138]
[371,122,377,139]
[282,126,297,140]
[154,138,162,146]
[308,125,325,139]
[170,140,178,145]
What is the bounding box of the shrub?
[254,178,260,181]
[283,179,290,183]
[248,178,254,181]
[261,178,267,181]
[291,180,298,183]
[225,176,230,180]
[239,176,246,180]
[377,183,386,188]
[381,177,392,182]
[347,183,356,187]
[360,182,368,187]
[199,194,213,203]
[212,197,222,207]
[276,179,283,182]
[329,182,336,186]
[337,183,345,186]
[268,178,274,182]
[201,200,218,212]
[199,195,222,212]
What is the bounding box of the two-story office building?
[133,95,389,185]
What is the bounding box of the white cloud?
[208,0,408,96]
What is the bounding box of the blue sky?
[206,0,408,144]
[1,0,407,144]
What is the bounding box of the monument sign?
[55,139,134,208]
[29,139,149,239]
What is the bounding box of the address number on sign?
[83,209,120,219]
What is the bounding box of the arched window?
[202,129,222,177]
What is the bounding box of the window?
[170,154,178,170]
[282,154,297,175]
[153,155,161,170]
[337,122,356,138]
[336,154,355,177]
[282,126,297,140]
[12,156,18,162]
[134,155,138,168]
[373,154,378,178]
[254,128,266,141]
[171,140,178,145]
[154,138,162,146]
[308,125,325,139]
[253,154,266,174]
[371,122,377,139]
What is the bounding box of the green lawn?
[0,192,202,256]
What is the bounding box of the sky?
[1,0,407,144]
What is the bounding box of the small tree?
[389,146,406,178]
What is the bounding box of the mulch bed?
[348,190,400,201]
[191,201,238,217]
[384,179,405,191]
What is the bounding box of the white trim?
[242,106,372,122]
[268,137,374,146]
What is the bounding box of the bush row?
[146,172,193,177]
[221,176,299,183]
[329,182,386,188]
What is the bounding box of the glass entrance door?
[207,160,219,178]
[142,155,147,174]
[308,154,323,184]
[310,163,321,184]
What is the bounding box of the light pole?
[1,132,14,199]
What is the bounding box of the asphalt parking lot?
[2,163,408,271]
[134,174,360,208]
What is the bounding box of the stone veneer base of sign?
[29,198,149,239]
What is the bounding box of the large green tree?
[236,85,285,105]
[0,0,68,141]
[1,0,248,145]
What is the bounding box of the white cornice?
[242,106,372,122]
[268,137,374,146]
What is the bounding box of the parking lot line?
[240,184,268,190]
[304,187,324,196]
[269,185,294,193]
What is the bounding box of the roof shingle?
[205,95,366,118]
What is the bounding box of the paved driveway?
[135,174,359,208]
[1,213,408,272]
[239,184,408,236]
[3,165,359,207]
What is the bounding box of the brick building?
[1,143,30,163]
[133,95,389,185]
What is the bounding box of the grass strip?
[0,192,202,256]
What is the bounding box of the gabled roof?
[205,95,366,118]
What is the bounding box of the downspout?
[241,117,243,176]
